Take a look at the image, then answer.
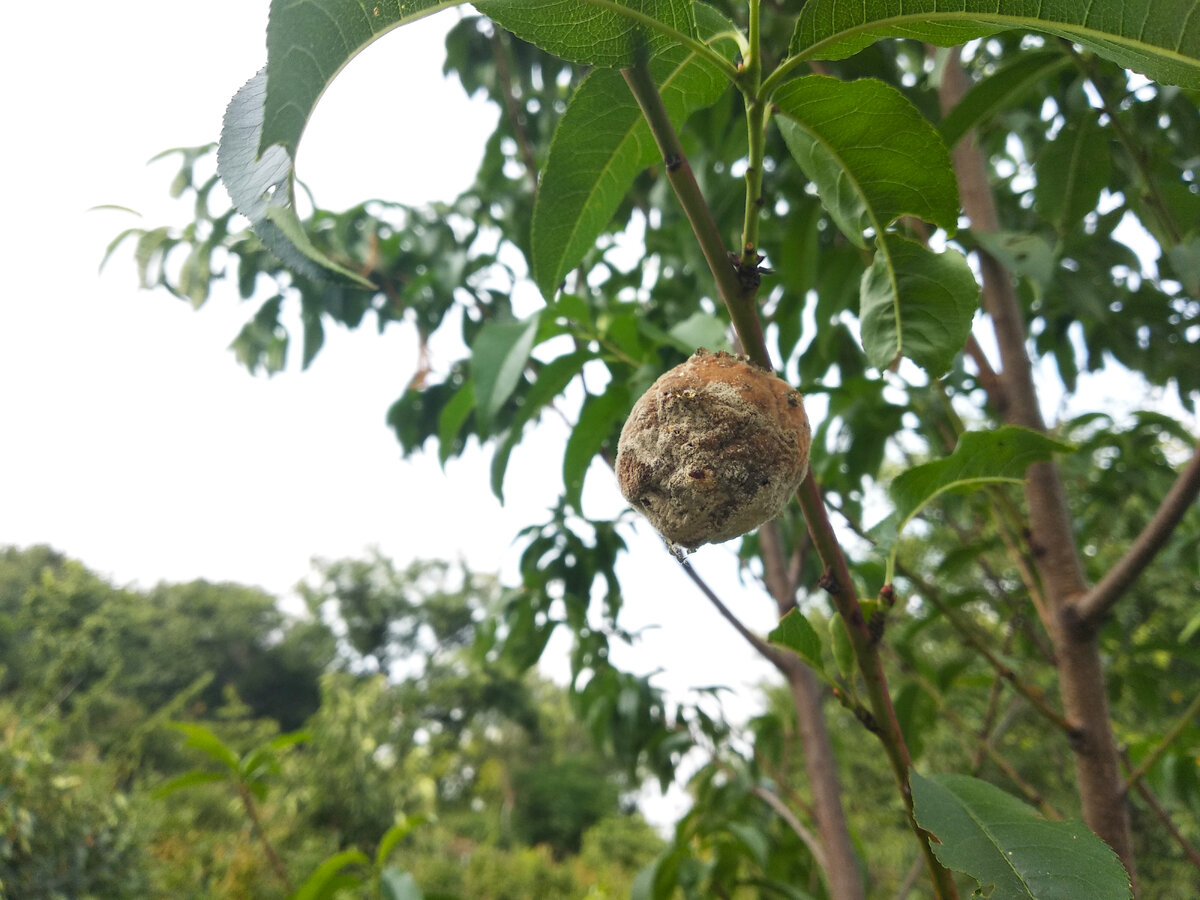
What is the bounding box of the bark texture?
[760,522,866,900]
[939,49,1136,880]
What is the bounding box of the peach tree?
[117,1,1200,896]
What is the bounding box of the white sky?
[0,0,782,782]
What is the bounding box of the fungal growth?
[615,349,812,550]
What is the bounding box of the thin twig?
[894,854,926,900]
[237,782,293,891]
[675,553,788,668]
[1122,691,1200,793]
[1120,750,1200,874]
[1076,441,1200,628]
[896,566,1076,737]
[490,32,540,192]
[752,783,829,871]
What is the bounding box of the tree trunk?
[761,523,866,900]
[938,49,1136,883]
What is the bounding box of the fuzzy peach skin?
[615,349,811,550]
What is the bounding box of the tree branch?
[939,46,1135,877]
[674,554,789,668]
[1121,690,1200,794]
[751,783,829,871]
[1121,750,1200,875]
[624,59,956,898]
[760,522,866,900]
[1076,440,1200,627]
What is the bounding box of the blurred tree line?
[0,545,660,898]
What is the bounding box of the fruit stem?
[622,62,770,370]
[623,55,958,900]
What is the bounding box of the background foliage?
[79,0,1200,896]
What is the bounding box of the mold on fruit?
[615,349,811,550]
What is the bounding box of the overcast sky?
[0,0,786,767]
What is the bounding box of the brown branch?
[964,333,1008,415]
[896,566,1076,737]
[751,783,829,871]
[760,523,866,900]
[940,47,1134,878]
[1076,440,1200,627]
[970,626,1017,772]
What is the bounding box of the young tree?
[118,2,1200,896]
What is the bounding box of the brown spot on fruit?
[615,348,812,550]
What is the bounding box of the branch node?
[817,569,840,595]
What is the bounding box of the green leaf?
[380,869,424,900]
[491,350,592,501]
[375,816,428,870]
[938,49,1073,148]
[563,381,631,511]
[774,76,960,249]
[726,822,770,867]
[476,0,697,68]
[972,231,1056,286]
[768,609,826,676]
[218,72,373,287]
[667,311,731,352]
[150,770,228,799]
[882,427,1073,577]
[1166,236,1200,298]
[291,849,370,900]
[858,234,979,376]
[168,722,241,772]
[1034,111,1112,232]
[788,0,1200,90]
[437,380,477,466]
[912,772,1133,899]
[470,316,541,436]
[531,6,738,297]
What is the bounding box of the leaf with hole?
[218,72,373,286]
[912,772,1133,899]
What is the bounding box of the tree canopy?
[106,1,1200,897]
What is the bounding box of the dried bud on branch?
[616,349,811,550]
